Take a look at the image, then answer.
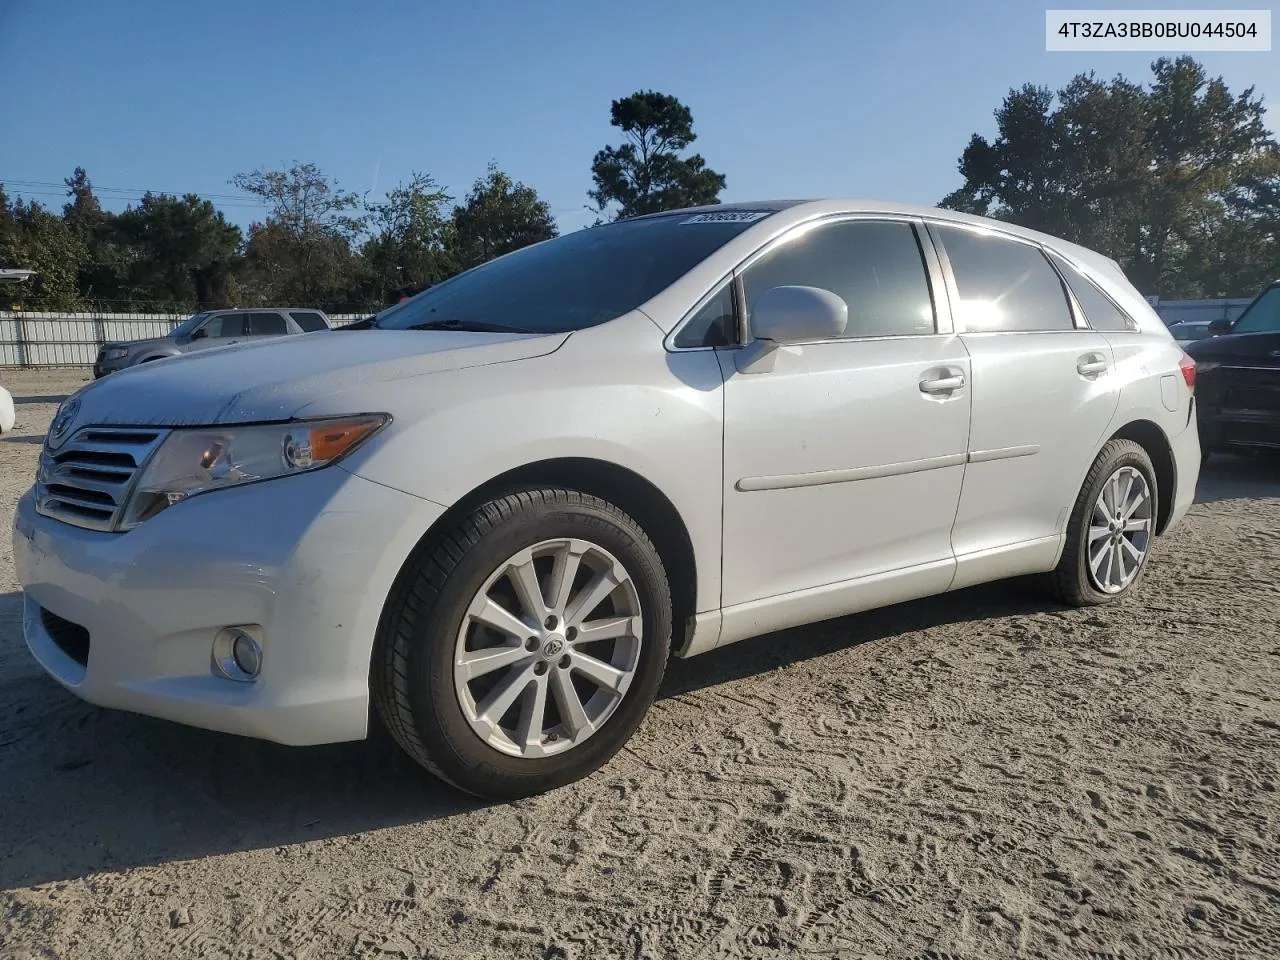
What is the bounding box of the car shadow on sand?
[0,578,1055,888]
[11,394,70,405]
[2,453,1277,888]
[1194,451,1280,506]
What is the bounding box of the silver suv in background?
[92,308,332,378]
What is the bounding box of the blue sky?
[1,0,1276,234]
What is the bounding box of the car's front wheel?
[372,488,671,799]
[1050,439,1158,606]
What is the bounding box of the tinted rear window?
[1048,252,1134,332]
[934,225,1074,332]
[250,312,288,336]
[376,210,777,334]
[290,311,329,332]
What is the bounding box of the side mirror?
[1207,318,1232,337]
[752,285,848,343]
[736,285,848,374]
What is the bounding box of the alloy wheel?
[1087,466,1153,594]
[453,537,644,758]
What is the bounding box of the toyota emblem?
[48,396,81,447]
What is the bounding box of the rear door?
[928,222,1119,569]
[247,311,291,340]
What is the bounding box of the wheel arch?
[1106,419,1177,534]
[380,457,700,653]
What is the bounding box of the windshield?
[170,311,212,338]
[375,210,778,334]
[1232,285,1280,334]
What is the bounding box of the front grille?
[36,426,169,532]
[40,607,91,666]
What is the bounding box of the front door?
[182,312,246,352]
[718,217,972,609]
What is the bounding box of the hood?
[105,335,172,352]
[71,329,568,426]
[1185,330,1280,366]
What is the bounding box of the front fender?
[305,313,728,615]
[131,346,182,366]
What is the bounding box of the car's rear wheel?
[371,488,671,799]
[1050,439,1157,606]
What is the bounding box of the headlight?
[120,414,389,529]
[101,347,128,361]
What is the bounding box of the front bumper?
[13,467,445,745]
[93,355,131,378]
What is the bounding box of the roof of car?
[204,307,328,314]
[634,199,1123,272]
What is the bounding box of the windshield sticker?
[681,211,772,225]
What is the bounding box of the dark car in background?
[1167,319,1215,345]
[1187,280,1280,458]
[92,307,332,378]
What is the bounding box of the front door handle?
[920,374,966,394]
[1077,353,1108,377]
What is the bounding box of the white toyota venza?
[14,201,1201,798]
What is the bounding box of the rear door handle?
[1077,354,1108,377]
[920,374,966,394]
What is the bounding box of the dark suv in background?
[1187,280,1280,458]
[93,307,332,378]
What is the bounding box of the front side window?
[376,210,778,335]
[741,220,936,339]
[1047,252,1135,332]
[171,312,211,338]
[198,313,246,339]
[1233,285,1280,334]
[934,224,1074,333]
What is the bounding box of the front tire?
[1050,439,1157,607]
[371,488,671,800]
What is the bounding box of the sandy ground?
[0,367,1277,960]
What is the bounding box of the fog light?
[212,626,263,682]
[232,633,261,677]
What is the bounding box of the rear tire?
[1050,439,1157,607]
[371,488,671,800]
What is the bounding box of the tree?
[61,167,130,305]
[0,186,87,310]
[362,172,454,303]
[447,164,557,271]
[940,57,1279,298]
[114,193,242,309]
[589,91,726,220]
[231,162,364,305]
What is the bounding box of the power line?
[0,177,265,206]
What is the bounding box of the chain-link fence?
[1,312,369,367]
